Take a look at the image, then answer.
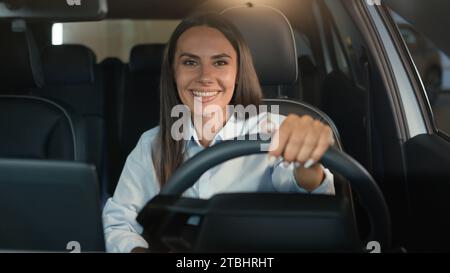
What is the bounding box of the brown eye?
[183,59,198,66]
[215,60,228,66]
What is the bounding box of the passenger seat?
[0,21,87,162]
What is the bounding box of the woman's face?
[173,26,238,118]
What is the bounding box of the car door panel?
[404,133,450,251]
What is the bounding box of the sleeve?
[102,133,160,253]
[271,160,335,195]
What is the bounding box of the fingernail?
[304,159,315,169]
[294,162,301,168]
[283,161,290,168]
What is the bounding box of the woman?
[102,13,335,253]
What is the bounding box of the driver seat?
[222,5,348,197]
[221,5,343,150]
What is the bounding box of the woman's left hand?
[268,114,335,192]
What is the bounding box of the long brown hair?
[153,13,263,187]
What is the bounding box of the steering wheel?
[140,135,391,252]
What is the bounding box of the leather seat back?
[0,22,87,162]
[222,5,343,149]
[37,44,103,167]
[0,96,86,161]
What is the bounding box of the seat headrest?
[222,5,298,86]
[129,44,165,73]
[0,21,44,91]
[42,45,97,86]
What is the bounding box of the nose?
[197,63,214,84]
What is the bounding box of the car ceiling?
[108,0,450,57]
[386,0,450,57]
[106,0,309,24]
[106,0,207,19]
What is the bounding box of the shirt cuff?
[120,236,149,253]
[291,165,335,195]
[105,231,149,253]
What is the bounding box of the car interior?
[1,0,450,253]
[134,4,391,253]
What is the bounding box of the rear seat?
[120,44,163,157]
[100,57,125,195]
[35,44,108,199]
[102,44,164,193]
[37,45,105,170]
[284,31,324,104]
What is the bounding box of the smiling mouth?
[190,89,221,103]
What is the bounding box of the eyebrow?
[178,53,232,59]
